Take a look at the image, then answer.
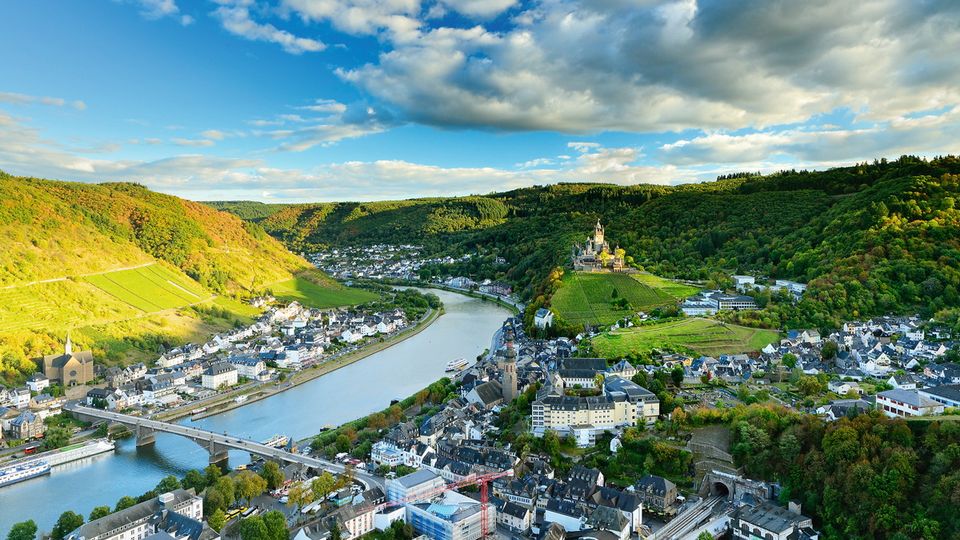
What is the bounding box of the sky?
[1,0,959,202]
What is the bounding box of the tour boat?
[235,395,248,404]
[445,358,469,372]
[262,434,289,448]
[0,460,51,488]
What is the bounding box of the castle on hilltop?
[572,220,625,271]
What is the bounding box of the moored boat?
[445,358,469,372]
[0,460,51,488]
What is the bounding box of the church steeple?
[65,332,72,355]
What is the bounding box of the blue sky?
[1,0,959,201]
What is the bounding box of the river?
[0,289,511,536]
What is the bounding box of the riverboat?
[0,460,51,488]
[445,358,469,372]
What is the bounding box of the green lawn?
[82,264,210,312]
[592,318,779,358]
[551,271,694,326]
[268,276,378,308]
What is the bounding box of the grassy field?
[550,271,697,326]
[592,318,779,358]
[82,264,210,312]
[268,276,378,308]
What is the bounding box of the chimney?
[788,500,802,515]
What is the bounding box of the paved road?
[66,404,384,490]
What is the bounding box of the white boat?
[0,460,51,488]
[445,358,469,372]
[235,395,248,404]
[262,435,289,448]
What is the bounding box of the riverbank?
[158,306,443,423]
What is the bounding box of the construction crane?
[377,469,515,538]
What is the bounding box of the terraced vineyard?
[81,264,210,312]
[550,271,695,326]
[591,318,779,358]
[0,280,140,333]
[267,276,378,308]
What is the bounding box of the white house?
[202,362,239,390]
[876,389,944,418]
[534,308,554,329]
[26,374,50,393]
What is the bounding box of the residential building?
[876,389,944,418]
[26,373,50,393]
[201,363,238,390]
[602,376,660,424]
[6,411,45,439]
[634,475,678,516]
[732,502,818,540]
[406,490,494,540]
[532,394,638,446]
[496,500,531,533]
[228,354,266,379]
[919,385,960,408]
[534,309,554,329]
[65,490,208,540]
[386,470,446,503]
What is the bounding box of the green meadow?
[592,317,779,358]
[550,271,699,326]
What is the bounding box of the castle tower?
[593,219,604,246]
[500,328,518,403]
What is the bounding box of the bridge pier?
[136,424,157,447]
[207,440,230,465]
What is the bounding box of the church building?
[41,335,95,386]
[572,220,625,271]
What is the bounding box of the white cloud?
[213,0,326,54]
[338,0,960,133]
[200,130,226,140]
[0,91,86,110]
[659,107,960,165]
[131,0,194,25]
[0,110,686,201]
[171,137,216,147]
[439,0,518,18]
[281,0,423,42]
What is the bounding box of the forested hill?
[0,173,349,383]
[212,155,960,330]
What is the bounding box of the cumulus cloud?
[248,100,395,151]
[171,137,216,147]
[659,107,960,165]
[130,0,194,25]
[0,110,688,201]
[0,91,86,110]
[438,0,518,18]
[338,0,960,133]
[281,0,423,42]
[213,0,326,54]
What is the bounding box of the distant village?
[0,300,413,444]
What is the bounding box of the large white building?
[532,395,638,447]
[66,490,209,540]
[876,389,944,418]
[201,362,238,390]
[386,469,446,503]
[406,490,494,540]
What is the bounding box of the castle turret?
[593,219,604,246]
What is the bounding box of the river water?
[0,289,510,536]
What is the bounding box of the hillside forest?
[213,155,960,335]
